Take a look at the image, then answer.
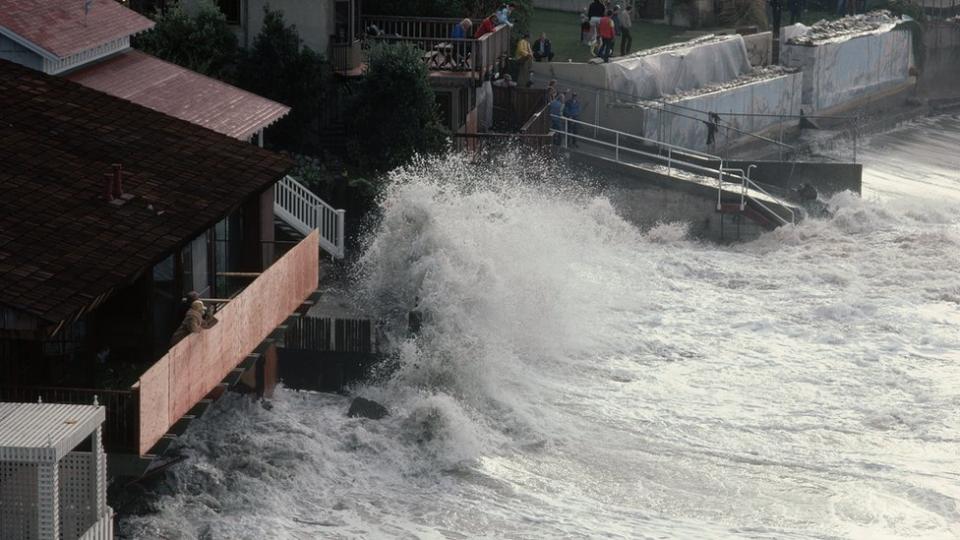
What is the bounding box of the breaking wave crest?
[122,142,960,539]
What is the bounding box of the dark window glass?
[217,0,241,24]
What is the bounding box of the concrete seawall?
[618,70,804,152]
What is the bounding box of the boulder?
[348,397,389,420]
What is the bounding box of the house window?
[217,0,242,25]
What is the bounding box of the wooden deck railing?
[137,231,319,455]
[360,15,511,78]
[493,86,548,131]
[330,38,362,72]
[0,232,320,457]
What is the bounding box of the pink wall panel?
[138,231,319,455]
[137,360,169,455]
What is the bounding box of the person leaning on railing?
[451,18,473,68]
[169,291,218,346]
[475,14,497,38]
[451,17,472,39]
[496,3,516,27]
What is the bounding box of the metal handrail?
[556,114,723,161]
[744,176,795,225]
[555,115,745,185]
[554,116,796,226]
[274,175,346,259]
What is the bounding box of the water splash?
[121,125,960,539]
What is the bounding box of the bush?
[346,42,448,173]
[236,8,328,151]
[133,0,238,80]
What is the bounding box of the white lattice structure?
[0,402,113,540]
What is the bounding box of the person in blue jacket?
[497,3,515,27]
[451,18,472,39]
[563,92,582,147]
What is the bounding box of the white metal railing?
[552,116,795,226]
[274,175,345,259]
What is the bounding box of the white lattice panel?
[77,510,113,540]
[0,460,39,539]
[58,453,96,540]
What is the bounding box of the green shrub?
[134,0,238,80]
[236,8,328,151]
[346,42,448,173]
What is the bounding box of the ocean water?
[120,115,960,540]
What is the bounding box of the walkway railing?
[274,175,345,259]
[552,115,795,226]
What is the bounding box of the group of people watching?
[582,0,634,62]
[547,82,583,145]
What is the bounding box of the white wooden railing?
[274,175,345,259]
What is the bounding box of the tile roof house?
[0,59,320,464]
[0,58,292,326]
[0,0,290,142]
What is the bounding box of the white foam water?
[121,117,960,539]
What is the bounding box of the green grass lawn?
[529,8,685,62]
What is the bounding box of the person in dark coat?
[533,33,555,62]
[170,297,216,345]
[788,0,802,24]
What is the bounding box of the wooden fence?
[492,86,549,131]
[284,317,376,354]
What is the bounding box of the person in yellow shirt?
[515,32,533,87]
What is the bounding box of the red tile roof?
[0,59,293,324]
[66,50,291,141]
[0,0,153,59]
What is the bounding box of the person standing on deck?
[515,32,534,87]
[451,18,473,67]
[618,5,633,56]
[451,18,472,39]
[597,10,616,62]
[497,3,515,27]
[549,92,566,144]
[563,91,582,146]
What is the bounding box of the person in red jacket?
[597,10,616,63]
[475,14,497,38]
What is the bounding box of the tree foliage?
[133,0,238,80]
[236,8,328,151]
[346,42,448,173]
